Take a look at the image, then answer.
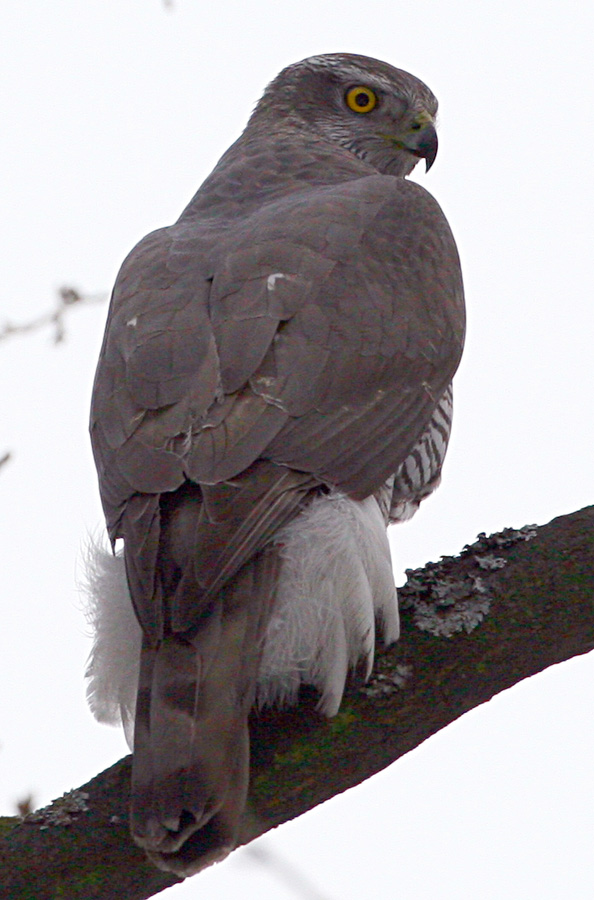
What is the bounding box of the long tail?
[129,547,278,876]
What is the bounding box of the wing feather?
[91,173,463,636]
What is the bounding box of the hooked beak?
[408,122,438,171]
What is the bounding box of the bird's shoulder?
[90,170,464,521]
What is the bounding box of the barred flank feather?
[391,386,454,521]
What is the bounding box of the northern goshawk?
[87,52,465,876]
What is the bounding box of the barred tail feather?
[129,548,278,876]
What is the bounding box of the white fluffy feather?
[259,492,399,714]
[81,539,140,748]
[82,492,398,739]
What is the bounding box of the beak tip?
[414,123,438,173]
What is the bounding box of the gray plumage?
[88,52,465,876]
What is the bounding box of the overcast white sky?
[2,1,593,898]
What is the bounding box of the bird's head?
[251,52,439,177]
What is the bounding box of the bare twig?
[245,845,338,900]
[0,287,107,345]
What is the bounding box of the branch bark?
[2,505,593,900]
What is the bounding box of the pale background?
[1,1,593,897]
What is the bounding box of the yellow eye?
[345,86,377,113]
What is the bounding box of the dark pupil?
[355,91,370,107]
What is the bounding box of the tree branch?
[2,505,593,900]
[1,287,107,345]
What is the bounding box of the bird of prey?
[87,52,465,877]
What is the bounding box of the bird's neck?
[178,127,375,222]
